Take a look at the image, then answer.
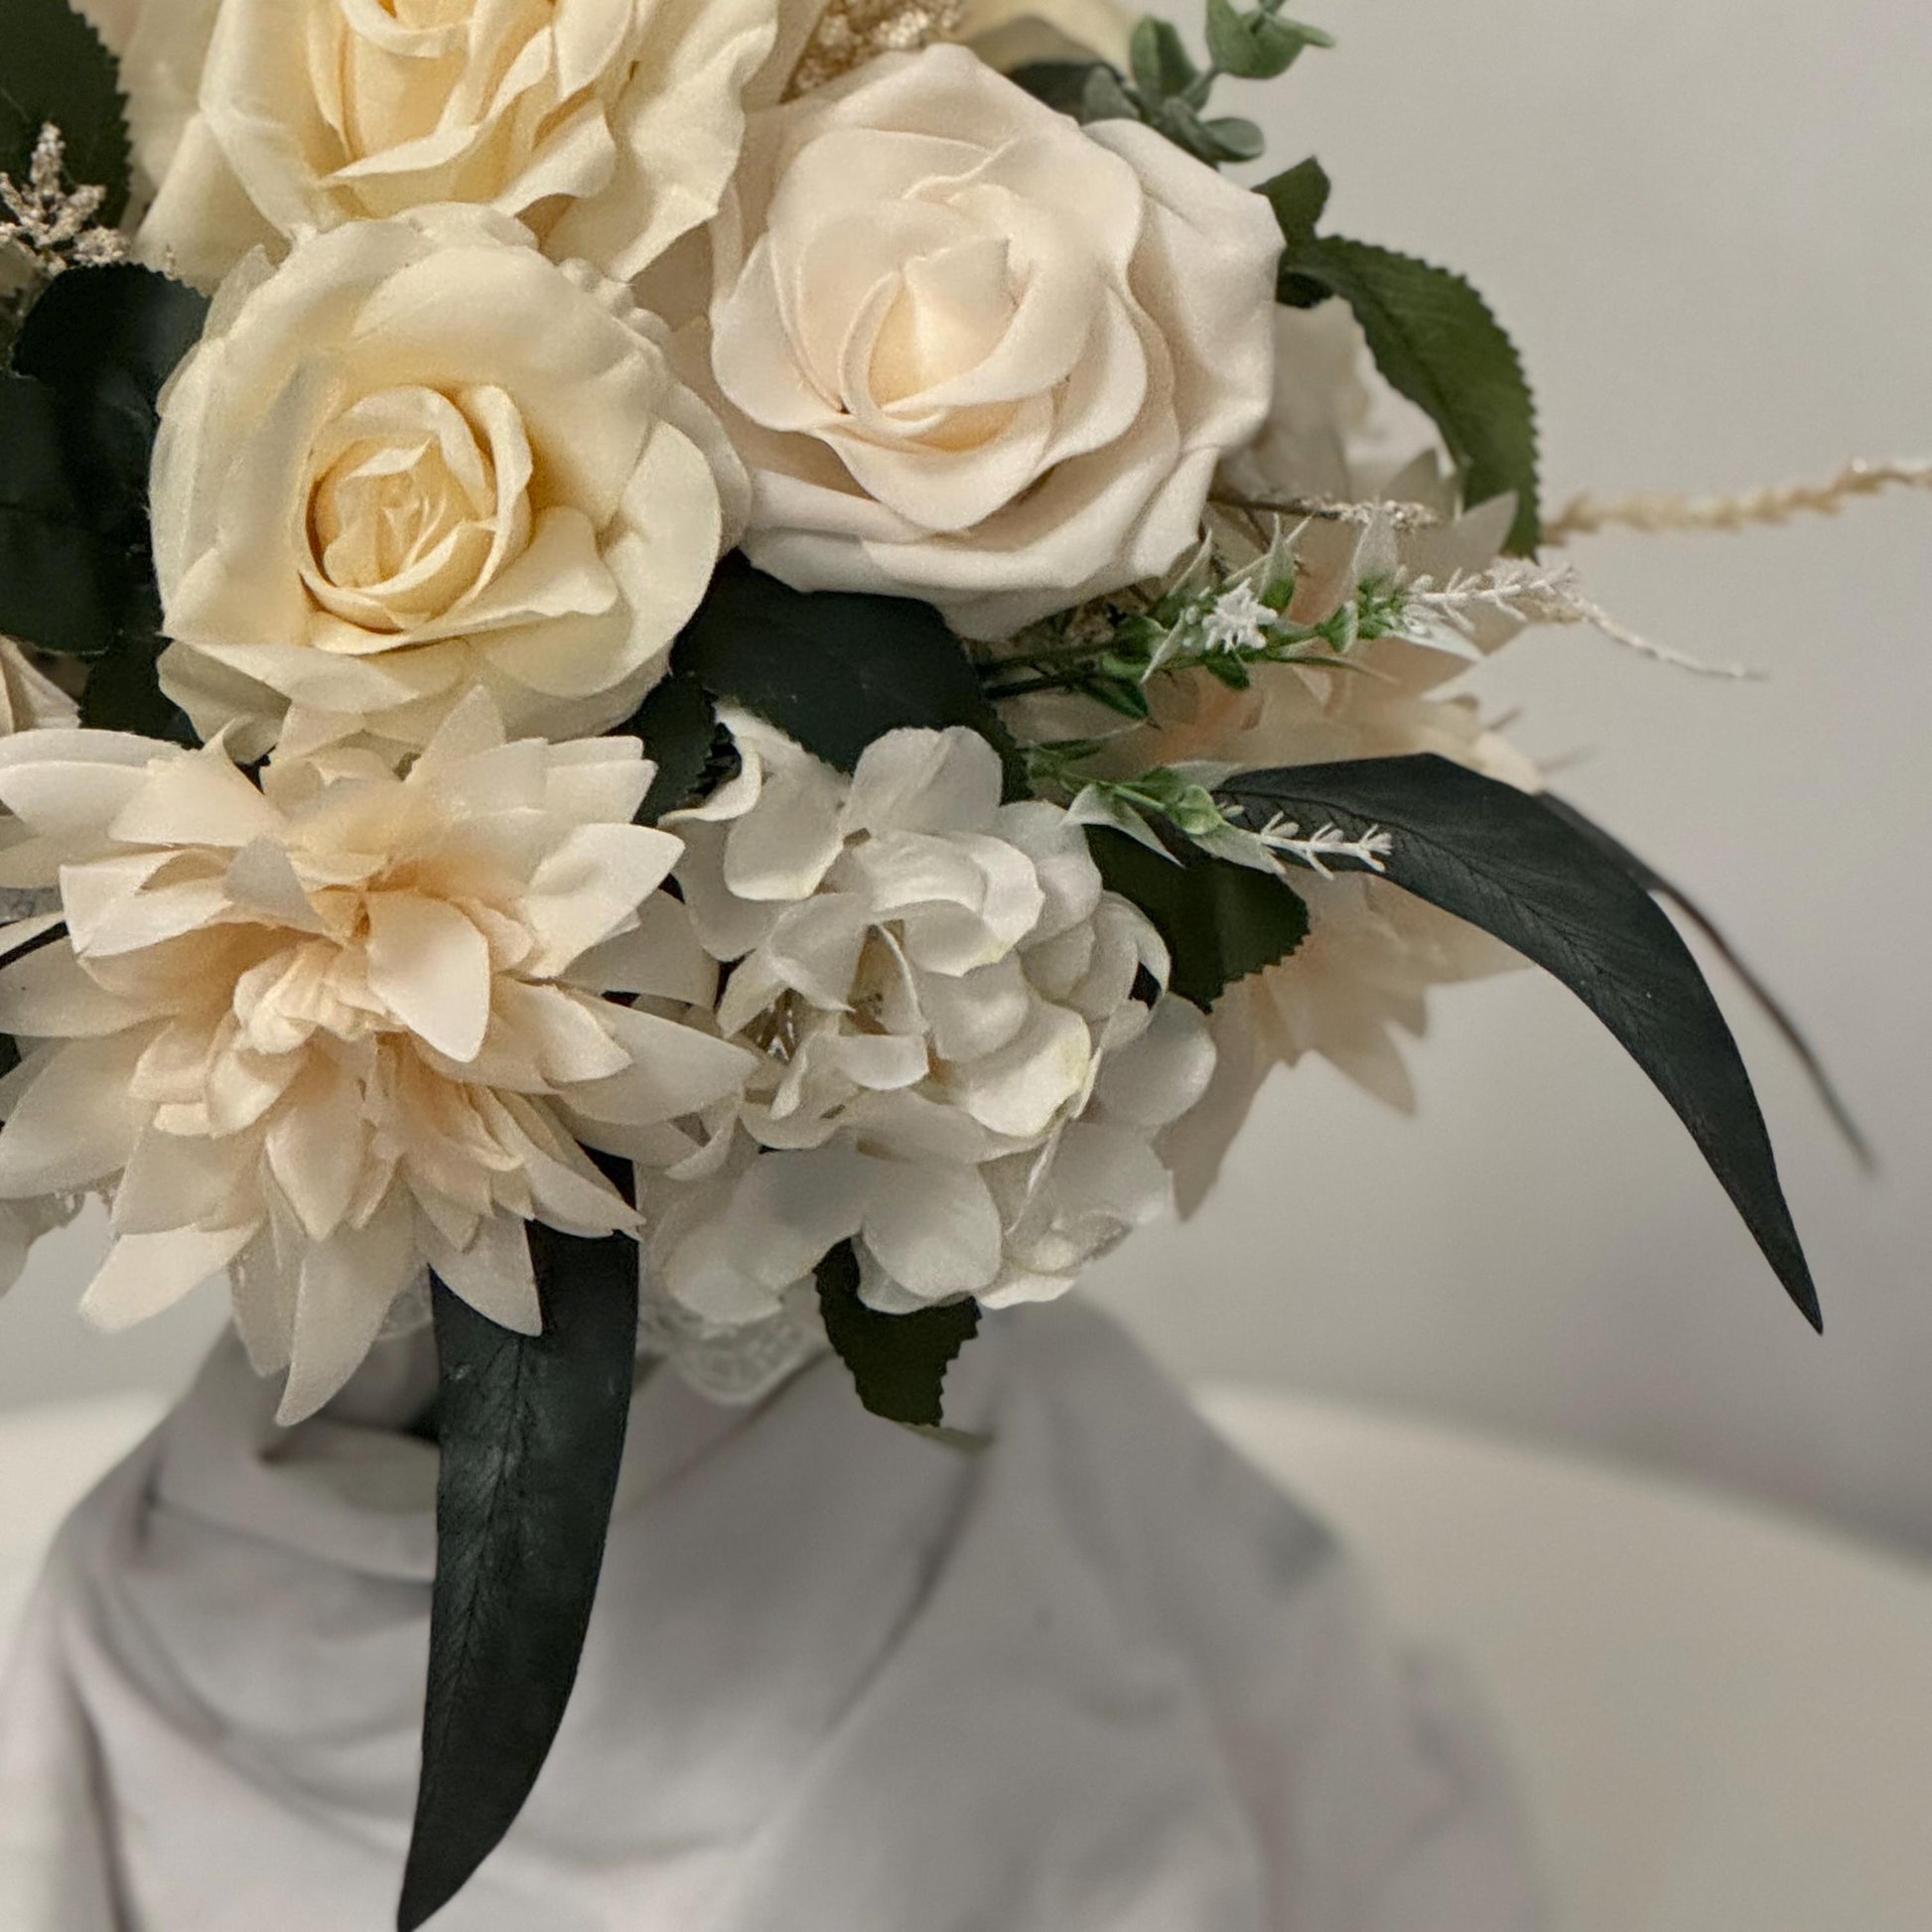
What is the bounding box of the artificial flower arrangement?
[0,0,1875,1922]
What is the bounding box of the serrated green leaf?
[0,0,132,225]
[398,1220,639,1931]
[1220,756,1820,1327]
[1090,824,1310,1009]
[1280,236,1541,552]
[1130,17,1198,101]
[672,552,1018,780]
[1258,156,1331,251]
[815,1242,980,1430]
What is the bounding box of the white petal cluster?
[0,697,752,1422]
[676,44,1281,638]
[646,716,1214,1323]
[119,0,781,289]
[153,207,748,762]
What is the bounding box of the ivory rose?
[0,695,755,1423]
[125,0,781,289]
[684,44,1281,638]
[153,206,747,761]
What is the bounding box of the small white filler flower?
[645,713,1216,1325]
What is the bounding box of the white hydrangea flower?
[643,713,1215,1326]
[0,694,754,1422]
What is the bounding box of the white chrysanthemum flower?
[0,694,754,1422]
[644,714,1214,1325]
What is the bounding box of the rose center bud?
[865,235,1022,454]
[301,383,530,634]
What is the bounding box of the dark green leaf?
[1257,156,1331,251]
[1220,756,1820,1327]
[1153,95,1260,165]
[0,0,131,225]
[1541,793,1872,1171]
[1009,58,1110,115]
[76,579,195,741]
[815,1241,980,1430]
[1130,17,1198,101]
[12,264,208,515]
[672,552,1017,778]
[1280,237,1540,552]
[1090,824,1311,1009]
[0,372,121,655]
[621,670,718,824]
[399,1221,640,1931]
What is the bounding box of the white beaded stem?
[1546,459,1932,544]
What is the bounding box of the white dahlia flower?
[644,714,1215,1324]
[0,695,753,1422]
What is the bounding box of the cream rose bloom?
[153,206,747,761]
[643,713,1215,1323]
[124,0,780,289]
[0,695,755,1423]
[682,45,1280,638]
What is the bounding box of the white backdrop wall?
[2,0,1928,1551]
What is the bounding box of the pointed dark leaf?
[0,372,123,655]
[12,264,208,516]
[815,1242,980,1430]
[0,0,131,225]
[1090,825,1310,1010]
[1220,756,1820,1326]
[1278,236,1540,552]
[673,552,1017,778]
[621,670,718,824]
[399,1222,639,1930]
[77,578,196,741]
[1541,792,1872,1171]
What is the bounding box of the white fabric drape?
[0,1302,1540,1931]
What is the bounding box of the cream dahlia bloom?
[644,713,1215,1323]
[154,206,747,762]
[1148,493,1543,1209]
[122,0,781,289]
[0,696,753,1422]
[680,44,1280,638]
[0,639,78,736]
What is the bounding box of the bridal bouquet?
[0,0,1839,1921]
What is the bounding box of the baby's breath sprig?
[0,123,128,278]
[978,526,1404,717]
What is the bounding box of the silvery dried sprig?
[0,123,129,277]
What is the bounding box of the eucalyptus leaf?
[1220,756,1821,1326]
[816,1241,981,1430]
[1205,0,1331,79]
[398,1222,640,1931]
[1130,17,1198,101]
[1277,237,1541,553]
[0,0,131,225]
[672,553,1017,780]
[1090,823,1311,1010]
